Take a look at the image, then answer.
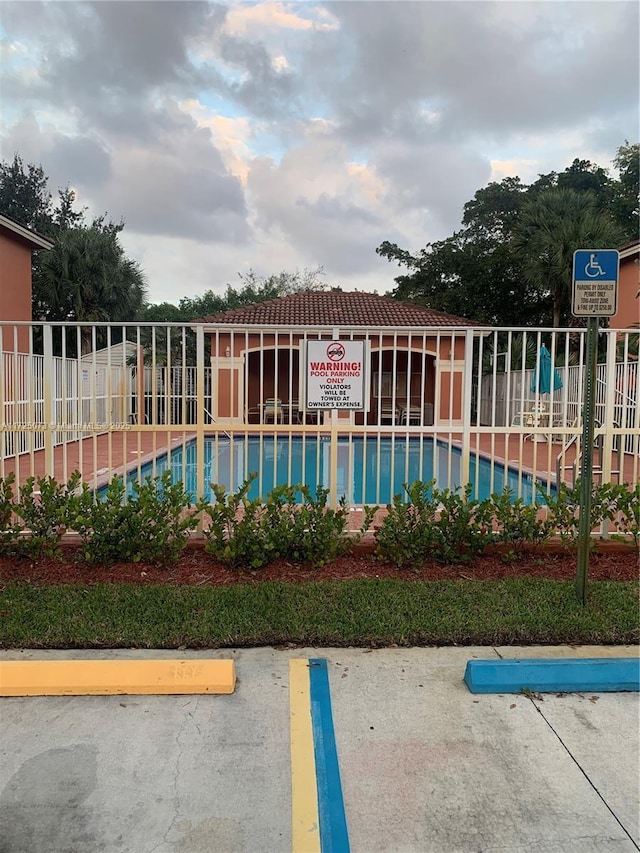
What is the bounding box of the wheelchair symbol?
[584,253,606,277]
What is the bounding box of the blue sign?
[573,249,619,282]
[572,248,619,317]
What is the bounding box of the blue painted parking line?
[290,658,350,853]
[464,657,640,694]
[309,659,350,853]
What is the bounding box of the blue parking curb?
[464,657,640,694]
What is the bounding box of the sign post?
[571,249,619,605]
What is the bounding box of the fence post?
[599,331,618,495]
[196,324,206,536]
[460,329,474,492]
[42,324,55,478]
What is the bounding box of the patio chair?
[262,398,283,423]
[512,403,549,441]
[378,398,399,424]
[286,399,302,424]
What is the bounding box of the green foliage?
[0,474,21,550]
[377,144,638,328]
[513,188,624,327]
[11,473,81,558]
[71,471,199,566]
[3,471,638,570]
[376,479,640,567]
[537,479,617,549]
[202,477,274,569]
[33,226,147,330]
[374,480,440,567]
[375,481,495,566]
[201,476,374,569]
[431,484,495,563]
[612,141,640,240]
[282,485,375,567]
[610,482,640,553]
[491,489,549,560]
[1,153,144,324]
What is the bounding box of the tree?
[377,177,547,326]
[377,143,638,328]
[0,155,53,233]
[513,188,625,328]
[174,266,329,321]
[611,141,639,241]
[1,154,140,326]
[33,227,147,353]
[0,154,87,235]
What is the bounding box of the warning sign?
[306,340,365,409]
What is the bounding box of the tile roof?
[200,291,480,328]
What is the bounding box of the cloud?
[301,1,638,145]
[247,139,405,275]
[224,2,338,36]
[47,136,111,189]
[0,0,637,302]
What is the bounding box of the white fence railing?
[1,323,638,508]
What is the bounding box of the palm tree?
[33,227,148,353]
[513,189,624,328]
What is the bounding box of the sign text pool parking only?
[305,340,365,409]
[572,249,619,317]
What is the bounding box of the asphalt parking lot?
[1,645,638,853]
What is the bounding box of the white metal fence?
[1,323,638,508]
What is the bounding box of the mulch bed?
[0,542,637,586]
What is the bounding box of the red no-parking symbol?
[327,342,345,361]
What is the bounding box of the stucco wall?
[0,231,33,351]
[612,253,640,329]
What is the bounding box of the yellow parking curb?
[0,659,236,696]
[289,659,321,853]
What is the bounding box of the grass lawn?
[1,578,638,649]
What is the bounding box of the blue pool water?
[112,436,547,505]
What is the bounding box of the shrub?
[430,484,495,563]
[285,485,376,567]
[538,479,617,549]
[71,471,199,566]
[375,480,440,568]
[12,472,81,559]
[610,482,640,553]
[201,476,275,569]
[491,488,549,559]
[201,477,376,569]
[0,473,21,552]
[376,480,497,566]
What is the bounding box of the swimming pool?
[113,436,547,505]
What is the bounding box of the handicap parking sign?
[572,249,619,317]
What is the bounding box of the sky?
[1,1,638,305]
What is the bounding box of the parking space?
[1,646,638,853]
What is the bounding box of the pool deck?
[1,428,637,494]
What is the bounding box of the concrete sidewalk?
[1,645,638,853]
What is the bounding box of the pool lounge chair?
[262,398,283,423]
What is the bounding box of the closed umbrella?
[531,344,562,395]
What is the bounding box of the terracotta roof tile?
[200,291,480,327]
